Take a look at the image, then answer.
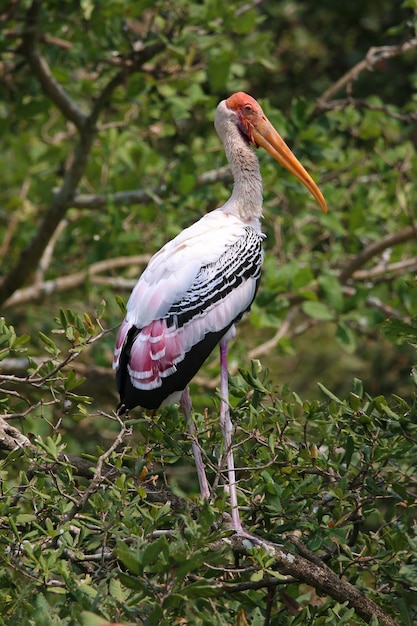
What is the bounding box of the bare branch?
[0,413,190,514]
[34,218,68,288]
[339,225,417,284]
[315,37,417,109]
[0,418,33,451]
[71,166,232,210]
[247,309,298,361]
[352,257,417,282]
[228,535,398,625]
[3,254,150,308]
[343,287,407,320]
[0,130,96,307]
[19,0,87,129]
[235,0,264,16]
[0,425,97,480]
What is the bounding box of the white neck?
[215,103,263,222]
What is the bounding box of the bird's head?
[222,92,328,213]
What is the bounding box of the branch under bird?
[113,92,327,535]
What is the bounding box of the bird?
[113,92,327,534]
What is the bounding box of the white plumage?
[114,92,327,533]
[114,210,262,337]
[113,208,264,405]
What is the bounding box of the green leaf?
[115,295,126,314]
[178,173,196,195]
[58,309,68,330]
[381,317,417,346]
[147,604,164,626]
[181,580,219,599]
[32,594,53,625]
[207,51,231,92]
[142,535,169,567]
[97,298,106,319]
[80,612,108,626]
[293,266,314,290]
[301,301,334,321]
[317,382,342,403]
[318,272,344,312]
[38,331,60,356]
[16,513,37,524]
[116,542,142,575]
[336,321,357,352]
[80,0,95,20]
[342,435,354,468]
[232,8,258,34]
[109,578,126,603]
[250,569,264,582]
[10,332,31,349]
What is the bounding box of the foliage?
[1,317,417,624]
[1,0,417,624]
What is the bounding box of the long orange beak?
[252,117,328,213]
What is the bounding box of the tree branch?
[19,0,87,130]
[0,415,191,511]
[0,3,166,307]
[0,417,96,479]
[0,415,399,625]
[338,225,417,284]
[70,166,232,210]
[352,257,417,282]
[3,254,151,308]
[315,37,417,110]
[61,414,132,523]
[229,536,398,626]
[34,218,68,289]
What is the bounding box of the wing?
[131,210,261,327]
[114,211,264,411]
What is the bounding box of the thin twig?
[315,38,417,109]
[3,255,151,308]
[352,257,417,282]
[34,219,68,288]
[339,225,417,284]
[62,414,131,523]
[70,166,232,210]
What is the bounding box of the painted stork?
[113,92,327,534]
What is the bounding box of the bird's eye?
[243,104,253,114]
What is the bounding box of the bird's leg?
[219,339,244,534]
[180,386,211,501]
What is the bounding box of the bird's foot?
[222,513,275,552]
[116,403,128,417]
